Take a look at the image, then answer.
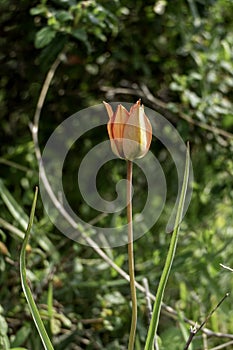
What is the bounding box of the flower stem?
[127,160,137,350]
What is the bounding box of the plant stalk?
[127,160,137,350]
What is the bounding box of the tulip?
[103,100,152,348]
[104,100,152,160]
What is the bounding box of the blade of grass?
[47,281,54,339]
[177,309,193,350]
[0,157,31,173]
[0,180,56,255]
[0,217,25,240]
[20,187,54,350]
[145,143,190,350]
[0,179,29,231]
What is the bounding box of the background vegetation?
[0,0,233,349]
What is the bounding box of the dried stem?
[210,340,233,350]
[101,83,233,141]
[220,263,233,272]
[183,293,230,350]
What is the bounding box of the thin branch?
[31,56,233,343]
[202,332,208,350]
[0,158,31,173]
[101,83,233,141]
[220,263,233,272]
[197,293,230,332]
[210,340,233,350]
[34,53,66,129]
[183,293,230,350]
[184,325,198,350]
[143,277,153,324]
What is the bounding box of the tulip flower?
[103,99,152,349]
[103,100,152,160]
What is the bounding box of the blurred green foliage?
[0,0,233,349]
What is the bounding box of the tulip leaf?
[20,187,54,350]
[144,143,190,350]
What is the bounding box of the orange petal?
[111,104,129,140]
[103,101,113,120]
[104,102,128,158]
[123,103,152,159]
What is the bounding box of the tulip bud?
[104,100,152,161]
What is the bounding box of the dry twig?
[183,293,230,350]
[101,83,233,141]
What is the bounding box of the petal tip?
[103,101,113,119]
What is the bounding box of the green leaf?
[144,144,190,350]
[56,10,73,22]
[0,180,57,255]
[0,314,8,336]
[0,179,29,231]
[0,313,10,349]
[71,28,87,42]
[35,27,57,49]
[30,6,47,16]
[88,13,100,25]
[47,282,53,330]
[70,29,91,51]
[159,326,184,349]
[10,324,31,348]
[20,187,54,350]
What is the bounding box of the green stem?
[20,187,54,350]
[127,160,137,350]
[145,144,190,350]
